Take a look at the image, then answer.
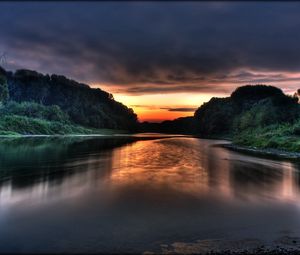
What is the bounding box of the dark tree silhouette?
[1,67,137,131]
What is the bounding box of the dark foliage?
[0,66,6,76]
[0,71,9,103]
[0,101,70,123]
[139,85,299,136]
[231,85,283,104]
[4,68,137,131]
[194,85,300,136]
[139,116,195,134]
[194,97,237,136]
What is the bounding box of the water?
[0,135,300,253]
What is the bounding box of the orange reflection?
[109,138,227,197]
[109,138,300,202]
[1,137,300,208]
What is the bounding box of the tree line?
[0,66,138,131]
[140,85,300,146]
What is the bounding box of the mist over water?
[0,136,300,253]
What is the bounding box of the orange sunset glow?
[96,70,300,122]
[95,86,222,122]
[113,93,210,122]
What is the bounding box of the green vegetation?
[0,101,70,123]
[233,121,300,152]
[0,66,137,135]
[7,69,137,130]
[0,115,124,136]
[0,115,88,135]
[0,101,126,136]
[0,71,9,104]
[193,85,300,152]
[194,97,236,136]
[139,84,300,154]
[2,61,300,154]
[140,84,299,153]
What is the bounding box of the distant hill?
[0,67,137,131]
[139,116,195,134]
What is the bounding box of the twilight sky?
[1,2,300,122]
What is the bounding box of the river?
[0,135,300,253]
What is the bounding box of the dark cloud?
[162,107,196,112]
[123,84,231,94]
[1,2,300,95]
[128,105,196,112]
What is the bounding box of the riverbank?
[192,133,300,161]
[2,123,299,162]
[222,143,300,161]
[0,131,189,138]
[196,129,300,161]
[0,130,128,137]
[0,115,130,136]
[232,122,300,151]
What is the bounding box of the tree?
[293,89,300,103]
[0,74,9,104]
[5,68,138,130]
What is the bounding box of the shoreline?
[1,132,298,161]
[222,143,300,161]
[0,134,128,138]
[0,133,191,143]
[195,134,300,161]
[0,134,113,137]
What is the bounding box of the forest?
[0,66,137,135]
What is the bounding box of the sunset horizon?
[2,66,300,122]
[2,2,300,122]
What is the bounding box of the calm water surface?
[0,135,300,253]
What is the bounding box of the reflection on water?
[0,136,300,253]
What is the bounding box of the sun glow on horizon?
[92,71,300,122]
[92,83,222,122]
[111,92,218,122]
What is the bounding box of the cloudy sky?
[1,2,300,121]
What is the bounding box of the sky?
[1,2,300,122]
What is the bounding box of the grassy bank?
[233,121,300,152]
[0,115,126,136]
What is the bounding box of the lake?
[0,135,300,253]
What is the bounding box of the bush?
[0,101,70,123]
[194,97,236,135]
[7,68,137,130]
[233,121,300,152]
[0,115,95,135]
[233,96,300,132]
[0,74,9,103]
[231,85,283,103]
